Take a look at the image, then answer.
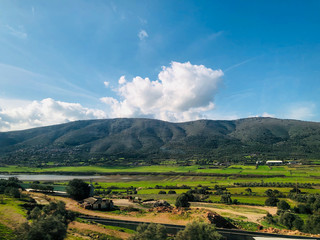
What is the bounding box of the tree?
[279,211,296,229]
[175,221,223,240]
[26,215,67,240]
[18,201,74,240]
[304,214,320,234]
[168,190,176,194]
[265,197,279,206]
[220,193,232,204]
[293,217,304,231]
[245,188,252,194]
[277,200,290,210]
[128,223,167,240]
[5,187,20,198]
[66,179,90,200]
[175,193,190,208]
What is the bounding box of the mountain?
[1,117,320,166]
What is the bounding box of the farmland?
[1,163,320,238]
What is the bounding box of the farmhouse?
[80,197,114,210]
[266,160,283,165]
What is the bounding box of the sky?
[0,0,320,131]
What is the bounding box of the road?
[79,215,320,240]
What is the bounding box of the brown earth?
[68,221,131,239]
[26,192,195,225]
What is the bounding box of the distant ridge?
[1,117,320,165]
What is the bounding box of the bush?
[265,197,279,206]
[304,214,320,234]
[128,223,167,240]
[279,211,303,230]
[66,179,90,200]
[175,193,190,208]
[17,201,75,240]
[158,191,166,194]
[220,194,232,204]
[175,221,223,240]
[168,190,176,194]
[4,187,20,198]
[277,200,290,210]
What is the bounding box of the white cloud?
[6,25,27,39]
[101,61,223,122]
[262,112,275,118]
[103,81,110,88]
[285,103,315,120]
[118,76,126,85]
[0,98,107,131]
[138,30,148,40]
[248,112,275,118]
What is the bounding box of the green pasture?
[206,195,268,205]
[0,223,15,240]
[227,187,320,195]
[1,164,320,180]
[0,164,315,174]
[136,189,187,194]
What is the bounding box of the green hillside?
[1,117,320,166]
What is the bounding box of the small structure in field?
[266,160,283,165]
[80,197,114,210]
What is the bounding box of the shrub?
[175,221,223,240]
[66,179,90,200]
[277,200,290,210]
[175,193,190,208]
[128,223,167,240]
[265,197,279,206]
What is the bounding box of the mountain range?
[1,117,320,166]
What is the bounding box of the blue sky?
[0,0,320,131]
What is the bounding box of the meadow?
[1,164,320,178]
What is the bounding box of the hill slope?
[1,117,320,165]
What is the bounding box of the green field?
[1,164,320,177]
[0,223,16,240]
[3,164,320,207]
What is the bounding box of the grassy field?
[1,164,320,178]
[0,223,16,240]
[2,164,320,208]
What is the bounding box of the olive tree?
[66,179,90,200]
[175,221,223,240]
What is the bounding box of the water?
[0,174,103,181]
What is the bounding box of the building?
[266,160,283,165]
[80,197,114,210]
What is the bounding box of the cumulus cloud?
[103,81,110,88]
[0,98,107,131]
[138,30,148,40]
[101,61,223,122]
[118,76,126,85]
[262,112,275,118]
[248,112,275,118]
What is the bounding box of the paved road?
[79,215,319,240]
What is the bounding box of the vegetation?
[128,223,167,240]
[0,223,16,240]
[2,118,320,166]
[66,179,90,200]
[17,201,75,240]
[175,193,190,208]
[128,222,222,240]
[175,221,223,240]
